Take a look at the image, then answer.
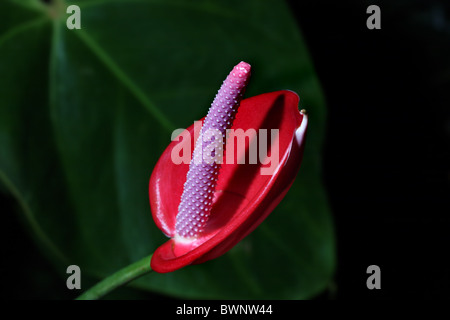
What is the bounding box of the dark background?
[2,0,449,299]
[290,0,450,299]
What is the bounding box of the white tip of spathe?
[295,111,308,148]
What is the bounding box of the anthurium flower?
[149,62,308,273]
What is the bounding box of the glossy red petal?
[149,90,307,273]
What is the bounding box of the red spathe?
[149,90,308,273]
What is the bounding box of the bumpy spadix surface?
[175,62,251,238]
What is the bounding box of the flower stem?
[76,254,153,300]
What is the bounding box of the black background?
[290,0,450,299]
[2,0,449,299]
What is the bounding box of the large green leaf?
[0,0,334,299]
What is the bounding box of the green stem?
[76,254,153,300]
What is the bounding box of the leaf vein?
[73,29,176,132]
